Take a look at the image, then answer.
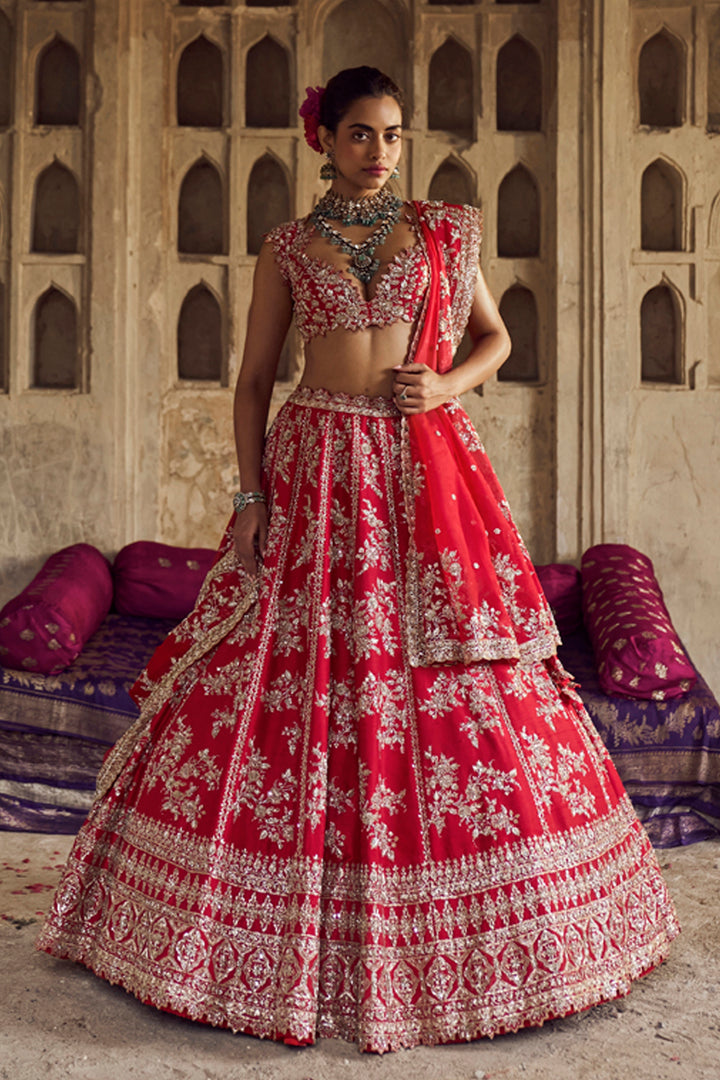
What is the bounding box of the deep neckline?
[298,243,427,306]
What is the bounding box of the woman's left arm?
[392,268,512,413]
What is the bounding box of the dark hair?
[319,66,404,132]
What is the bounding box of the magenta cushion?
[535,563,582,636]
[581,543,695,700]
[113,541,216,620]
[0,544,113,674]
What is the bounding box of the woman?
[38,67,678,1053]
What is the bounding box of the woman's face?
[319,95,403,197]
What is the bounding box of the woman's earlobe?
[317,126,333,154]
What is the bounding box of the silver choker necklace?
[310,189,403,284]
[313,188,402,227]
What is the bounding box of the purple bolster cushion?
[581,543,695,700]
[112,541,216,620]
[535,563,583,636]
[0,543,113,674]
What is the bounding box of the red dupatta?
[402,202,559,667]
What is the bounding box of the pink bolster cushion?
[112,541,216,620]
[581,543,695,700]
[535,563,582,636]
[0,544,113,674]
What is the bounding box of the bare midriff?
[297,214,420,399]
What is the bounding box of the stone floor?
[1,831,718,1080]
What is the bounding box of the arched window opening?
[322,0,404,89]
[245,36,291,128]
[708,11,720,131]
[641,284,682,383]
[709,268,720,387]
[32,162,81,254]
[709,191,720,251]
[496,35,542,132]
[177,36,223,128]
[0,13,12,128]
[247,155,290,255]
[498,286,539,382]
[177,285,223,382]
[0,280,6,390]
[428,39,473,139]
[638,30,684,127]
[497,165,540,257]
[36,38,80,126]
[428,158,475,206]
[641,159,682,251]
[178,159,225,255]
[33,287,78,389]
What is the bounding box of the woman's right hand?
[232,503,268,577]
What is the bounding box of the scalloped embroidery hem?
[36,929,677,1055]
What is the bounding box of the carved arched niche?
[496,35,542,132]
[245,36,291,128]
[322,0,405,91]
[177,36,223,128]
[428,158,475,206]
[709,10,720,131]
[638,30,684,127]
[709,268,720,386]
[498,285,539,382]
[428,39,473,139]
[497,165,539,257]
[33,286,78,389]
[178,285,223,382]
[247,155,290,255]
[178,159,226,255]
[0,12,12,128]
[0,280,5,390]
[641,159,683,251]
[36,38,81,126]
[641,283,682,383]
[32,162,81,254]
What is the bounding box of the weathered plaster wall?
[0,0,718,696]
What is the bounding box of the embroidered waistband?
[287,385,401,418]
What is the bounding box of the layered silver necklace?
[310,188,403,284]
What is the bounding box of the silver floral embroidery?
[424,751,520,840]
[520,729,596,817]
[359,765,406,862]
[140,716,221,829]
[233,741,298,846]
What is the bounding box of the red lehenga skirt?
[37,387,679,1053]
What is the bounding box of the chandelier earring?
[390,165,400,180]
[320,152,337,181]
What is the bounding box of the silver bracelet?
[232,491,266,514]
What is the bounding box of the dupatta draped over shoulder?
[402,200,559,667]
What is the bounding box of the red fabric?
[536,563,583,636]
[581,543,695,700]
[39,391,678,1051]
[403,205,559,665]
[0,544,112,674]
[112,541,216,621]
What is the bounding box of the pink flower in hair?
[299,85,325,153]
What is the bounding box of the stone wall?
[0,0,718,694]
